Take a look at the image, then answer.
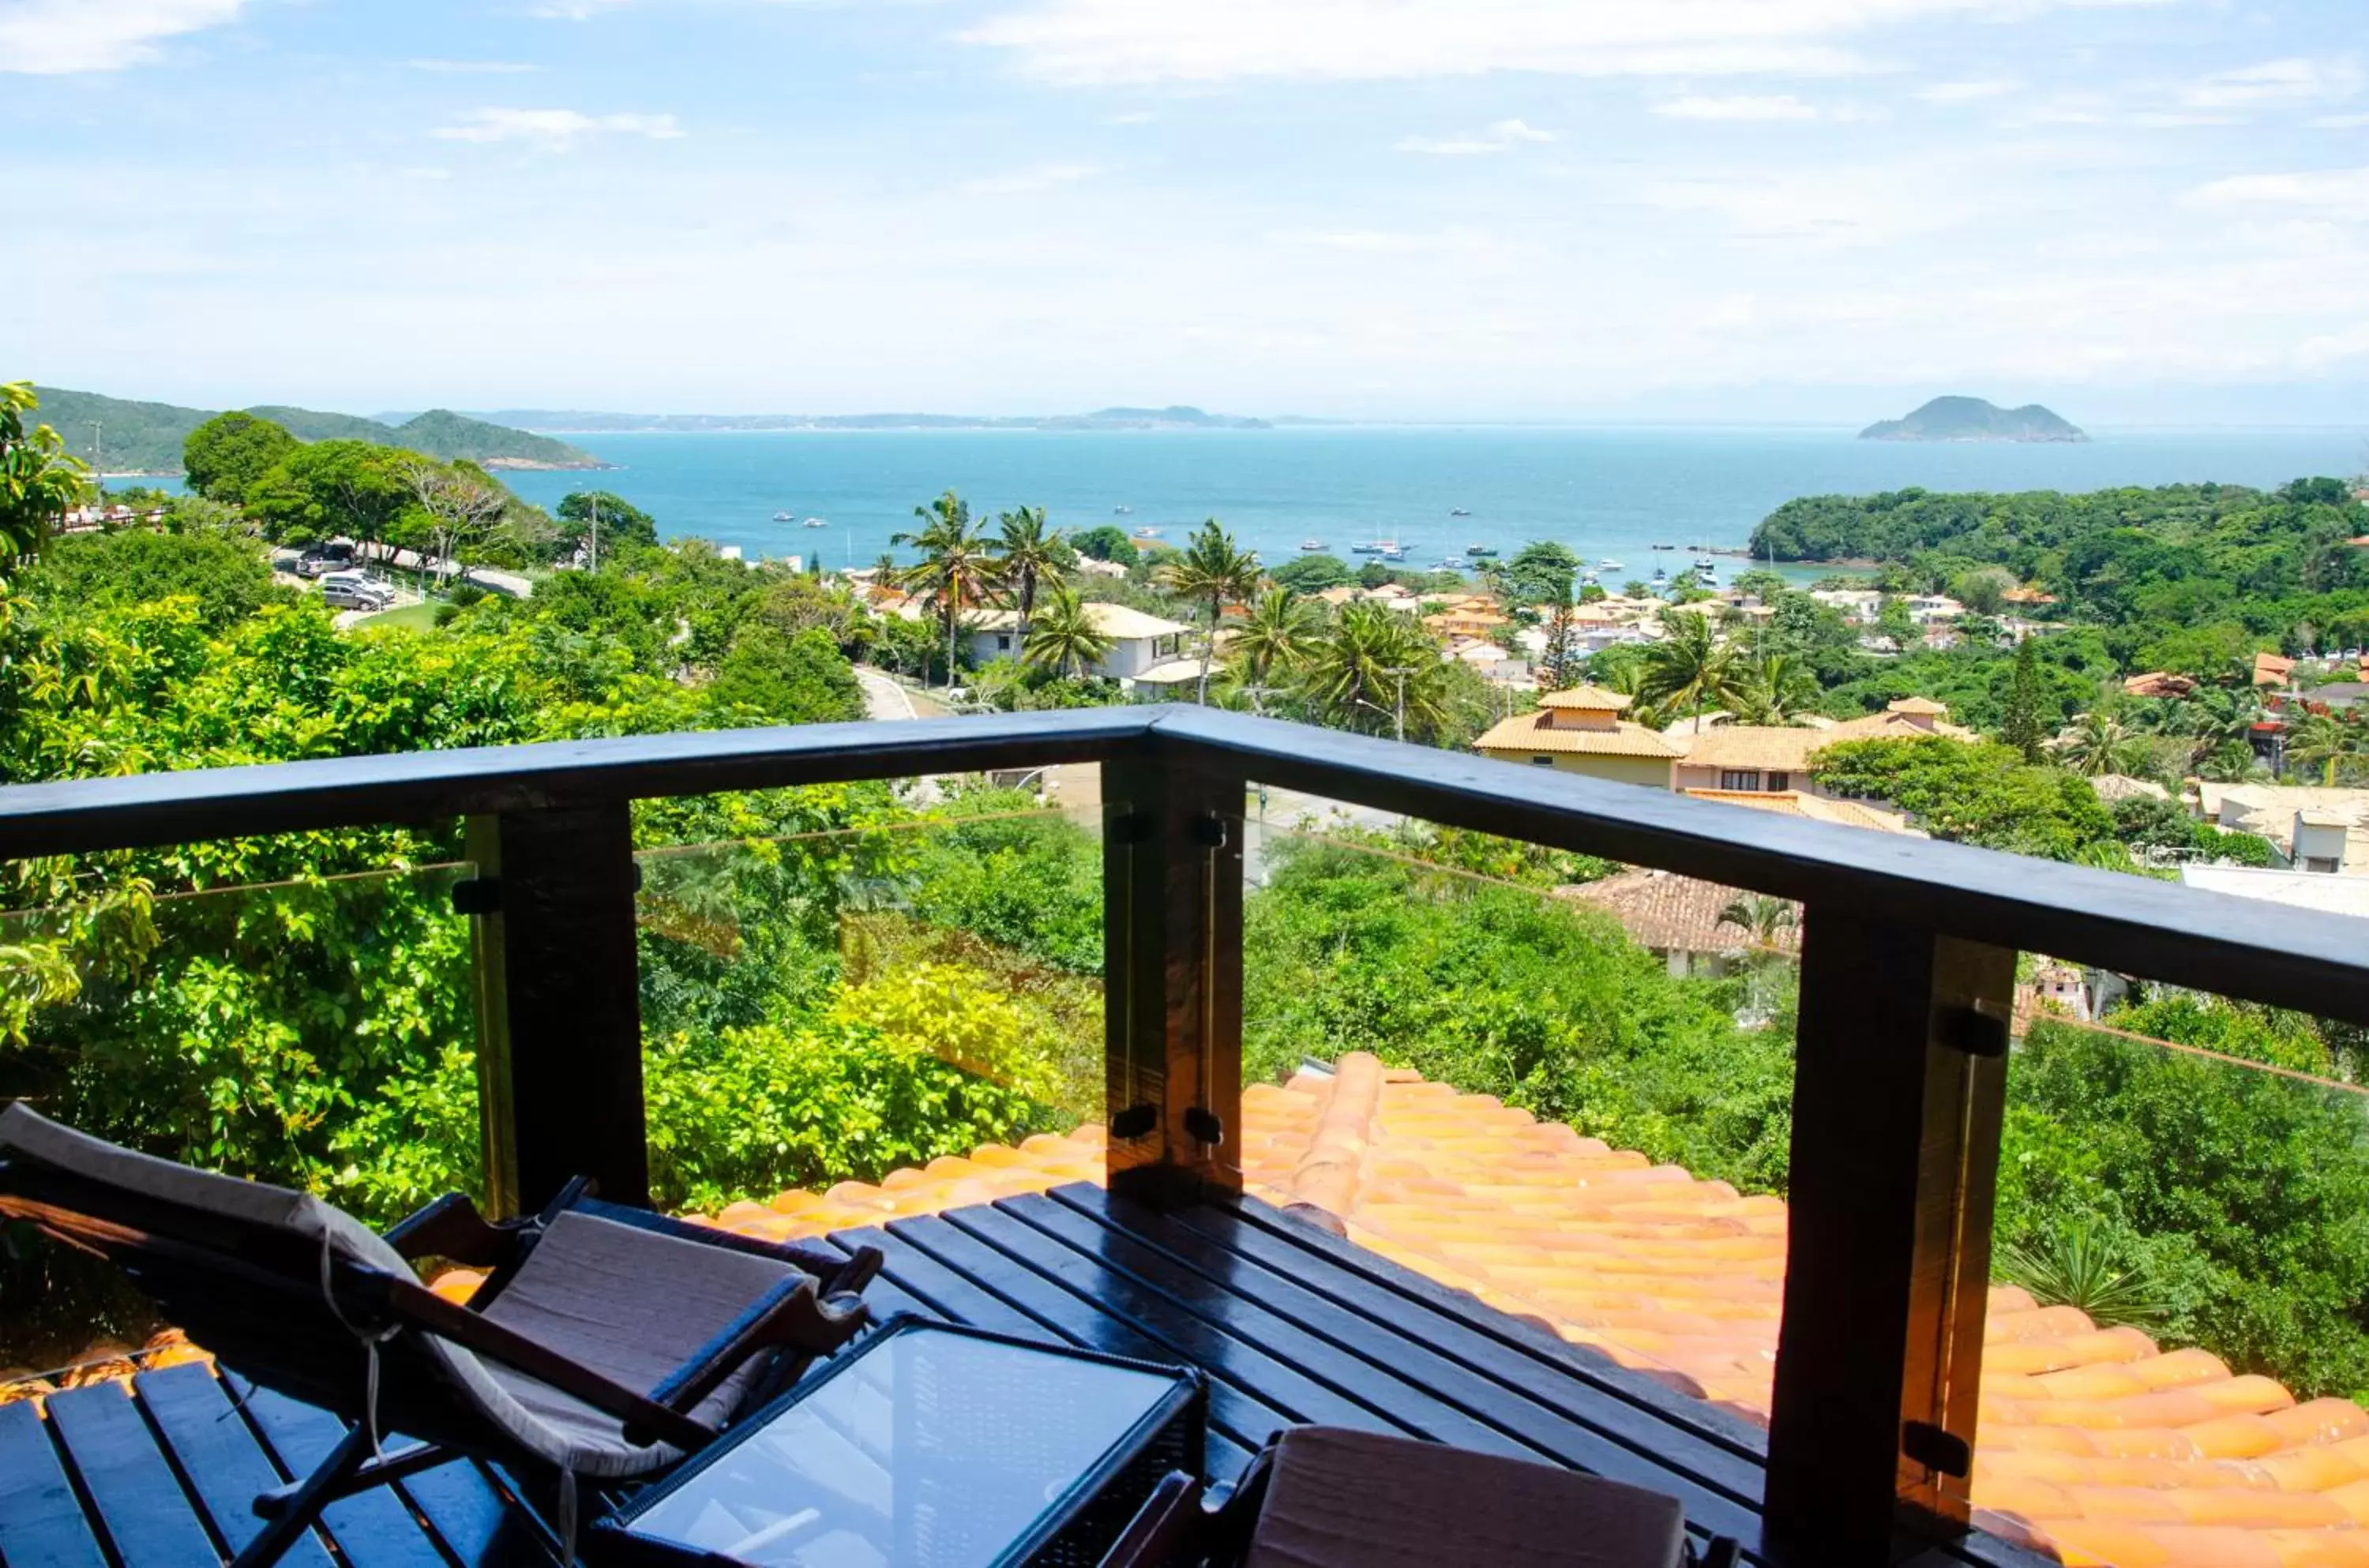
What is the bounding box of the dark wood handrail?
[2,703,2360,1026]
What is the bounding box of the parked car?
[295,542,358,579]
[320,571,394,612]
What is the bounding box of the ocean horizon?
[493,423,2367,580]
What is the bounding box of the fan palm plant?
[1298,601,1447,740]
[1731,653,1819,726]
[989,505,1068,644]
[2052,709,2151,777]
[1021,585,1113,681]
[1995,1221,2170,1330]
[1717,893,1798,951]
[1154,519,1262,704]
[1637,610,1744,730]
[891,490,993,691]
[1229,586,1322,691]
[2288,711,2363,786]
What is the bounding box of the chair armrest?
[648,1277,870,1421]
[1098,1471,1203,1568]
[384,1274,715,1451]
[382,1192,525,1269]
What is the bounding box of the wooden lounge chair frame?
[0,1105,880,1568]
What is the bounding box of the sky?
[2,0,2367,424]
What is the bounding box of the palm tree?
[2170,684,2262,771]
[891,490,993,691]
[2052,709,2150,777]
[1229,587,1321,692]
[2288,711,2363,786]
[1732,652,1818,726]
[1299,601,1447,740]
[1638,610,1744,729]
[1718,894,1798,951]
[1154,519,1261,704]
[1021,584,1112,680]
[990,505,1068,645]
[1,382,92,568]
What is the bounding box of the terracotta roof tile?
[1537,685,1635,712]
[653,1053,2369,1567]
[1473,712,1686,758]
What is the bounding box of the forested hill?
[1859,396,2086,442]
[29,387,603,474]
[1750,478,2369,670]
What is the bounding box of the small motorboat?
[1380,546,1407,561]
[1465,543,1499,557]
[1113,505,1133,515]
[1350,542,1386,555]
[1300,539,1326,552]
[802,517,828,528]
[1449,508,1470,517]
[1599,559,1624,571]
[1651,543,1676,551]
[772,512,794,522]
[1432,557,1465,571]
[1132,526,1163,540]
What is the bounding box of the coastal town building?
[963,602,1191,685]
[2198,783,2369,873]
[1469,686,1684,786]
[1563,868,1795,976]
[1668,698,1971,795]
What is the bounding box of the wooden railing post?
[1102,755,1245,1206]
[1764,910,2014,1563]
[461,806,648,1214]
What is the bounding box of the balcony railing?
[6,703,2364,1566]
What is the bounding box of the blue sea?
[491,425,2367,577]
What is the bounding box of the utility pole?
[1380,665,1414,745]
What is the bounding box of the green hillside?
[26,386,603,474]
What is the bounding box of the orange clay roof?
[640,1053,2369,1568]
[1473,711,1685,758]
[1679,789,1920,835]
[1537,685,1635,712]
[2258,653,2299,687]
[1563,868,1800,955]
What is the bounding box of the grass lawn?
[353,601,443,632]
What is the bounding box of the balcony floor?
[2,1184,2045,1568]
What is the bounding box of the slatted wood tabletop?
[1,1185,2049,1568]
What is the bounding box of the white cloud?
[407,59,540,75]
[1918,78,2018,104]
[0,0,244,74]
[1655,94,1822,121]
[2314,113,2369,129]
[2183,58,2360,110]
[432,109,687,150]
[2298,322,2369,369]
[955,162,1101,195]
[1396,118,1556,155]
[959,0,2154,85]
[531,0,635,18]
[2184,167,2369,212]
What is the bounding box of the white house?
[965,602,1193,685]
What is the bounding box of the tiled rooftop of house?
[653,1053,2369,1568]
[1471,710,1688,758]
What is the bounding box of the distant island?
[32,387,606,475]
[1859,396,2087,444]
[424,404,1285,435]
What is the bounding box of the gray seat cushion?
[475,1210,803,1476]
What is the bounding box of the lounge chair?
[0,1104,880,1568]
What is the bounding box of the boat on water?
[1350,541,1386,555]
[1581,569,1599,585]
[1449,508,1470,517]
[1132,526,1163,539]
[1465,543,1500,557]
[1300,539,1326,552]
[772,512,793,522]
[1598,559,1624,571]
[1693,557,1718,573]
[1113,505,1133,515]
[1380,546,1407,561]
[802,517,828,528]
[1431,557,1465,571]
[1651,543,1676,551]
